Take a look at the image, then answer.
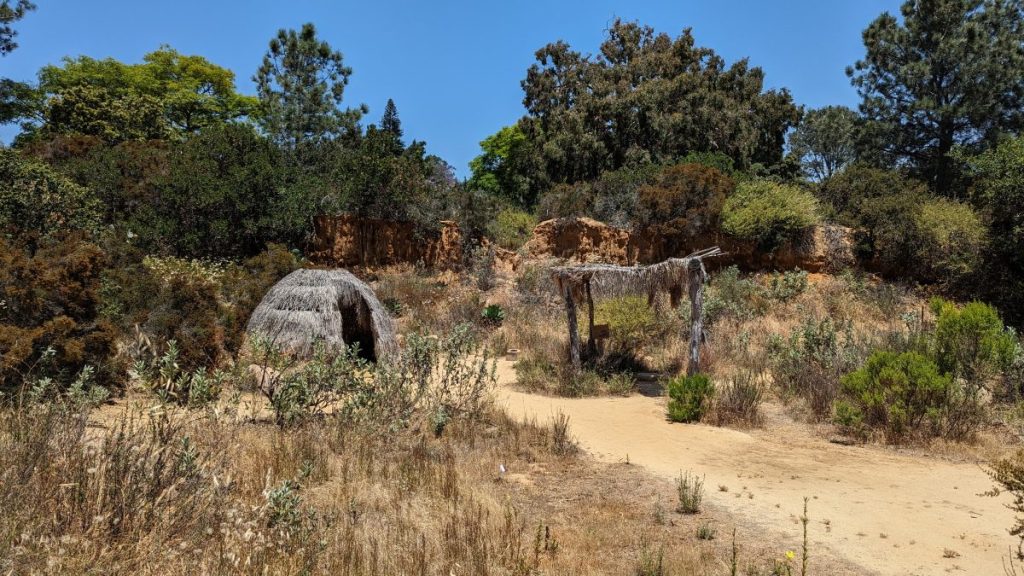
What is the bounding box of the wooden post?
[563,284,581,371]
[585,280,596,358]
[686,258,706,376]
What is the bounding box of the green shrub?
[595,295,661,351]
[931,298,1017,385]
[818,164,924,223]
[767,268,809,302]
[963,137,1024,325]
[722,180,820,250]
[913,198,987,283]
[481,304,506,326]
[837,351,952,442]
[133,340,228,407]
[487,208,537,251]
[667,373,714,423]
[0,149,101,242]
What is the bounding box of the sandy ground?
[495,359,1020,576]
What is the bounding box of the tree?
[468,124,535,206]
[848,0,1024,195]
[254,23,364,149]
[517,19,800,192]
[788,105,860,181]
[637,163,735,239]
[962,136,1024,323]
[162,124,283,257]
[380,98,402,140]
[43,85,170,143]
[0,0,34,57]
[18,47,256,142]
[0,1,35,125]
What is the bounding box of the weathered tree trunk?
[563,285,581,371]
[585,281,596,358]
[687,258,706,376]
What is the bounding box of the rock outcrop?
[522,217,855,272]
[309,213,855,273]
[308,214,464,269]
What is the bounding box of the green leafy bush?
[722,180,820,250]
[931,298,1017,385]
[594,295,661,351]
[913,198,987,283]
[836,351,952,442]
[817,164,923,223]
[963,137,1024,325]
[0,149,101,241]
[767,269,809,302]
[133,340,228,407]
[667,373,715,423]
[487,208,536,251]
[481,304,506,326]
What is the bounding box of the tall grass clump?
[676,470,705,514]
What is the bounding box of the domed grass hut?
[246,268,398,362]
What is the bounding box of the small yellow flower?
[785,550,796,561]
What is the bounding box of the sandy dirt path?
[495,360,1018,576]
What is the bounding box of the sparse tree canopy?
[848,0,1024,195]
[254,23,364,149]
[0,0,34,57]
[788,105,860,181]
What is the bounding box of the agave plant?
[481,304,506,326]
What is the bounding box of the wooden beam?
[563,285,581,371]
[687,258,706,376]
[585,280,596,358]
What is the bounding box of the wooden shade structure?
[550,247,722,375]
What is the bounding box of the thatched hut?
[246,268,398,362]
[550,247,722,375]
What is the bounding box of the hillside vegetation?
[4,1,1024,573]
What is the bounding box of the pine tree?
[848,0,1024,195]
[381,98,402,140]
[254,23,364,149]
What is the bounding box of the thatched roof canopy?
[246,268,398,362]
[551,247,723,307]
[549,247,722,374]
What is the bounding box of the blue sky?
[1,0,899,176]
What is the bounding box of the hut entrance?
[340,297,378,362]
[551,248,721,376]
[246,268,399,363]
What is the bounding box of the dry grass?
[0,396,849,575]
